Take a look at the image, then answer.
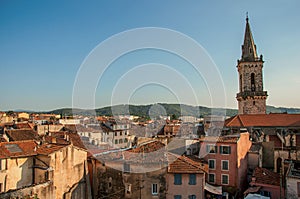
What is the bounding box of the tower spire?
[241,14,258,61]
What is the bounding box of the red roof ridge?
[237,115,245,126]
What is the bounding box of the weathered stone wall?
[237,61,267,114]
[238,62,264,92]
[238,97,266,114]
[50,145,88,199]
[0,181,55,199]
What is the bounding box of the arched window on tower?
[240,74,242,92]
[251,73,255,91]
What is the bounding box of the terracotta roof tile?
[251,167,280,186]
[0,140,37,158]
[64,124,96,133]
[36,143,66,155]
[199,135,240,143]
[5,129,40,141]
[129,140,165,153]
[44,131,86,150]
[123,141,167,163]
[168,153,208,173]
[15,122,33,129]
[225,114,300,127]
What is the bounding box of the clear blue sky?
[1,1,300,111]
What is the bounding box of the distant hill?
[44,103,300,118]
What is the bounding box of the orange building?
[199,132,252,197]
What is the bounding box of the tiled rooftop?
[36,143,67,155]
[44,131,86,150]
[168,153,208,173]
[5,129,40,142]
[251,167,280,186]
[199,135,240,143]
[15,122,33,129]
[0,140,37,158]
[225,113,300,127]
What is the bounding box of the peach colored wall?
[237,132,252,189]
[166,173,204,199]
[200,142,237,187]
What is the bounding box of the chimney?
[51,137,56,144]
[186,148,191,155]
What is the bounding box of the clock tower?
[236,16,268,114]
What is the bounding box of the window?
[222,160,229,170]
[0,183,2,192]
[239,74,242,92]
[220,146,231,154]
[119,139,123,144]
[208,173,215,183]
[189,174,196,185]
[120,132,122,136]
[251,73,255,91]
[45,171,49,181]
[222,174,229,185]
[208,159,215,169]
[114,132,118,136]
[124,138,128,143]
[123,163,130,173]
[126,184,132,194]
[189,195,196,199]
[174,195,182,199]
[206,144,217,154]
[115,139,118,144]
[152,183,158,195]
[174,174,182,185]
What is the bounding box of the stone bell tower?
[236,16,268,114]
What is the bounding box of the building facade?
[166,153,207,199]
[199,132,252,197]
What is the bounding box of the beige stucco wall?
[37,124,63,135]
[48,145,87,199]
[0,157,33,192]
[18,113,29,119]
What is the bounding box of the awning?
[204,183,222,195]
